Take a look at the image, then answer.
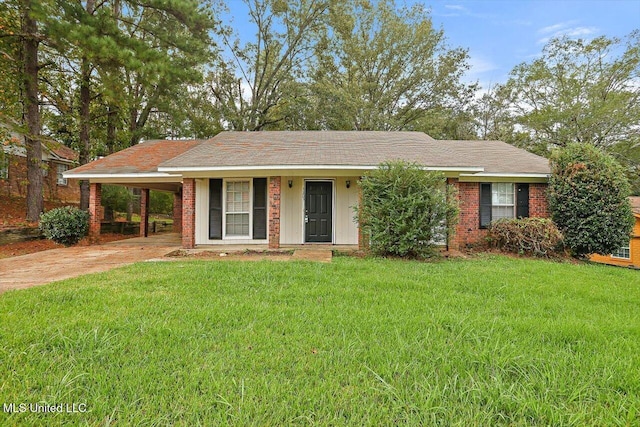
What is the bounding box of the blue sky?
[222,0,639,90]
[424,0,640,88]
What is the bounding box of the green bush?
[102,185,133,214]
[548,143,634,258]
[150,190,173,215]
[356,160,459,258]
[489,218,563,257]
[39,206,90,246]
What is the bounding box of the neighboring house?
[590,197,640,268]
[1,132,80,203]
[64,131,551,250]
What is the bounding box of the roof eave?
[157,165,486,173]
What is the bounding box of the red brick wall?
[0,154,80,203]
[89,183,102,239]
[448,179,549,250]
[182,178,196,248]
[449,179,489,249]
[268,176,281,249]
[173,191,182,234]
[529,183,549,217]
[140,188,149,237]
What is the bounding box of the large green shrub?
[39,206,89,246]
[548,143,634,257]
[356,161,459,258]
[150,190,174,215]
[489,218,563,257]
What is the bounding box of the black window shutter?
[516,183,530,218]
[209,179,222,239]
[479,183,492,228]
[253,178,267,239]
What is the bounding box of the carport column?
[173,190,182,234]
[268,176,281,249]
[140,188,150,237]
[89,183,102,240]
[182,178,196,249]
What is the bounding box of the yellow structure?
[591,197,640,268]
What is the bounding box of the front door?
[305,181,332,243]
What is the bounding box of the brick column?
[448,179,488,250]
[268,176,281,249]
[182,178,196,248]
[140,188,150,237]
[529,183,549,218]
[173,190,182,234]
[89,183,102,240]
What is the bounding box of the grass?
[0,256,639,425]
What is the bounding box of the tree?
[495,33,640,188]
[356,160,459,258]
[210,0,331,131]
[306,0,475,131]
[503,33,640,150]
[548,143,634,258]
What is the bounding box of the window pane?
[225,179,250,236]
[226,213,249,236]
[612,244,630,259]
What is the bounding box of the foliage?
[357,161,458,258]
[489,218,563,257]
[1,257,640,425]
[101,185,133,215]
[548,143,634,257]
[210,0,331,131]
[479,33,640,190]
[39,206,89,246]
[306,0,475,131]
[150,191,173,215]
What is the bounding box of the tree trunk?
[106,104,117,154]
[79,56,91,210]
[22,0,43,222]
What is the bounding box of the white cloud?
[445,4,467,11]
[538,21,576,35]
[536,21,599,44]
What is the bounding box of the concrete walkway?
[0,235,346,293]
[0,234,181,293]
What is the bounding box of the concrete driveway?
[0,234,180,293]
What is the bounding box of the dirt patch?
[0,233,131,259]
[0,197,78,229]
[166,249,295,262]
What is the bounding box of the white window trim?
[491,182,516,220]
[611,243,631,260]
[56,163,69,186]
[222,178,253,240]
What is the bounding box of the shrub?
[150,190,173,215]
[548,143,634,258]
[489,218,563,257]
[356,160,459,259]
[39,206,90,246]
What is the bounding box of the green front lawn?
[1,256,639,425]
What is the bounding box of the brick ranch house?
[1,133,80,203]
[64,131,550,250]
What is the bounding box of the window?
[612,243,630,259]
[56,163,68,185]
[491,183,515,220]
[0,155,8,179]
[480,183,529,228]
[225,180,250,236]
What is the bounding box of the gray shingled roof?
[159,131,550,174]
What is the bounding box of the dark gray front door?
[305,181,332,243]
